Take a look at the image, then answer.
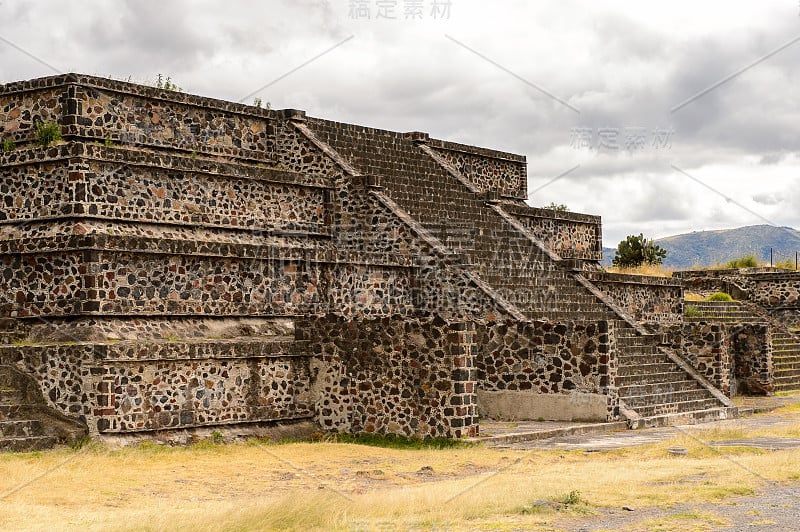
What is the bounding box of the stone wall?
[748,272,800,309]
[0,144,327,230]
[2,337,314,433]
[475,319,617,421]
[729,324,772,395]
[583,272,683,324]
[680,322,772,396]
[681,323,730,395]
[298,314,478,439]
[427,139,527,198]
[503,204,602,261]
[0,247,424,319]
[0,74,273,162]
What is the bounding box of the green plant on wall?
[35,120,62,147]
[2,137,14,152]
[706,292,733,302]
[543,202,569,212]
[252,97,271,110]
[156,74,183,92]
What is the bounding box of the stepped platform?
[684,301,768,323]
[0,365,86,452]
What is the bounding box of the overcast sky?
[1,0,799,247]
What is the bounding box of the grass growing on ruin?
[4,413,800,531]
[606,263,673,277]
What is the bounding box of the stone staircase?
[614,322,731,427]
[305,121,732,427]
[0,354,86,452]
[684,301,768,323]
[772,330,800,393]
[685,301,800,393]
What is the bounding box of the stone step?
[616,353,666,366]
[772,357,800,371]
[771,350,800,358]
[494,295,603,308]
[0,352,21,365]
[0,419,41,438]
[618,379,703,397]
[620,388,712,406]
[774,345,800,353]
[685,316,768,323]
[617,345,661,356]
[773,343,800,351]
[774,361,800,370]
[626,398,722,418]
[0,404,38,417]
[773,366,800,378]
[688,302,746,310]
[0,435,58,453]
[773,374,800,384]
[686,309,757,315]
[523,311,614,322]
[617,364,681,378]
[629,407,733,429]
[617,336,659,347]
[0,388,23,405]
[773,381,800,391]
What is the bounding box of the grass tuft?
[328,432,470,450]
[607,263,673,277]
[706,292,733,302]
[34,120,62,147]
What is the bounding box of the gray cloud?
[0,1,797,245]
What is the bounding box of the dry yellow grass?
[606,264,674,277]
[2,417,800,531]
[684,292,705,302]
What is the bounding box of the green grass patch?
[329,432,470,450]
[684,304,700,317]
[706,292,733,302]
[34,120,62,147]
[2,137,15,152]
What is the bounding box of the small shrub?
[725,255,758,268]
[543,202,569,212]
[2,137,15,152]
[156,74,182,92]
[331,432,467,450]
[69,434,97,451]
[707,292,733,302]
[35,120,62,147]
[559,490,586,506]
[684,304,700,318]
[104,137,114,147]
[210,430,224,444]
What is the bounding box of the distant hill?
[601,225,800,270]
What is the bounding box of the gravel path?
[559,485,800,531]
[496,413,799,452]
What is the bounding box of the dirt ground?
[3,399,800,531]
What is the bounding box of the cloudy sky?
[1,0,798,247]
